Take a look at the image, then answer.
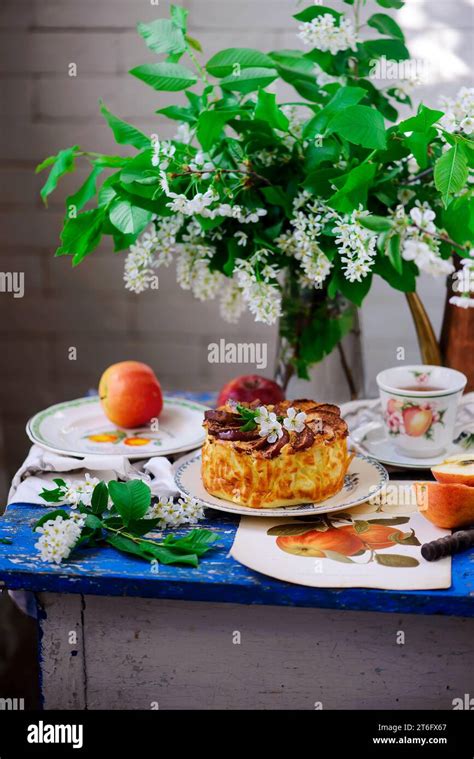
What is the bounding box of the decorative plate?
[175,450,389,517]
[351,420,474,470]
[27,396,209,459]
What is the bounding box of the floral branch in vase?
[35,1,474,379]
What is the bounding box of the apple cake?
[201,399,353,509]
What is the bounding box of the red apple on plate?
[217,374,285,408]
[99,361,163,428]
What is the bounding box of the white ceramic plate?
[351,420,474,469]
[175,450,389,517]
[27,396,209,459]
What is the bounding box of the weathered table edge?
[1,567,472,617]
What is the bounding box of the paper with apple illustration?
[230,482,451,590]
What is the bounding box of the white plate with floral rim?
[174,450,389,518]
[351,420,474,469]
[27,396,209,459]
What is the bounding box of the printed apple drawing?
[276,528,364,558]
[402,406,433,437]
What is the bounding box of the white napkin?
[8,444,178,506]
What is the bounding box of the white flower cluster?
[333,208,378,282]
[219,279,247,323]
[450,252,474,309]
[298,13,358,54]
[254,405,307,443]
[401,204,454,277]
[151,138,176,169]
[439,87,474,135]
[145,495,205,528]
[124,216,183,293]
[176,243,223,301]
[62,473,113,509]
[160,170,267,224]
[35,514,85,564]
[276,192,334,288]
[234,254,282,325]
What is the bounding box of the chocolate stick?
[421,529,474,562]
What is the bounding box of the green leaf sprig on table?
[34,479,218,567]
[35,1,474,378]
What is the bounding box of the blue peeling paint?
[0,502,472,616]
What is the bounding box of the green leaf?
[328,163,377,213]
[363,38,410,61]
[333,269,373,307]
[137,19,186,55]
[359,215,393,232]
[171,4,188,31]
[162,529,219,556]
[206,48,275,78]
[304,86,366,138]
[196,109,241,151]
[368,13,404,40]
[156,104,196,123]
[39,483,66,503]
[66,166,103,213]
[387,233,403,274]
[186,35,202,52]
[261,186,292,216]
[294,5,341,22]
[328,106,387,149]
[269,50,317,80]
[220,67,278,93]
[374,553,419,568]
[434,143,469,207]
[34,510,71,530]
[105,532,198,566]
[254,90,289,131]
[398,105,444,133]
[373,254,416,292]
[130,62,197,91]
[85,514,103,531]
[91,481,109,515]
[403,128,436,170]
[0,538,12,545]
[108,480,151,526]
[36,146,79,204]
[58,207,105,265]
[109,200,152,235]
[376,0,404,8]
[99,101,150,150]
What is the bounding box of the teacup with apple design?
[376,365,467,458]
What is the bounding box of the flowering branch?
[170,166,271,186]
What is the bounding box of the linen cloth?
[7,444,178,506]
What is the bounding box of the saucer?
[350,421,474,470]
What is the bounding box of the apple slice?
[432,454,474,486]
[415,481,474,529]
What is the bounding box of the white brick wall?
[0,0,471,491]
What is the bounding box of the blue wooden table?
[1,391,473,710]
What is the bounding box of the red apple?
[402,406,433,437]
[99,361,163,428]
[216,374,285,407]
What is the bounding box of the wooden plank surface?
[39,593,474,710]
